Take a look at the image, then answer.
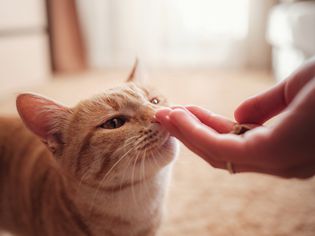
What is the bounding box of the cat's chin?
[148,136,178,167]
[161,136,177,153]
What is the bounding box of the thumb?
[235,59,315,124]
[234,82,287,124]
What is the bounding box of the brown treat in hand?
[231,124,252,135]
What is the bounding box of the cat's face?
[64,82,177,188]
[16,63,177,190]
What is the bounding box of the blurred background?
[0,0,315,96]
[1,0,315,235]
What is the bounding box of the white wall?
[77,0,275,70]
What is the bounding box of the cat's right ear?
[16,93,71,154]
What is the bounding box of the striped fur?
[0,74,178,236]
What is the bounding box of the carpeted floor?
[1,69,315,236]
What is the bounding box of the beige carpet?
[1,69,315,236]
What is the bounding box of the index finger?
[234,82,287,124]
[185,106,236,133]
[235,58,315,124]
[168,108,246,163]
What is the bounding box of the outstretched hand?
[155,58,315,178]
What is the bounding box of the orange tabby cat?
[0,63,178,236]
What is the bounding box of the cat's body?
[0,63,178,236]
[0,117,85,236]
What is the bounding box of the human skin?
[155,58,315,179]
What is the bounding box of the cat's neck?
[73,166,172,236]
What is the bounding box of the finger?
[156,108,304,177]
[283,60,315,104]
[155,108,172,122]
[157,109,271,174]
[156,108,217,160]
[156,107,198,121]
[156,108,230,164]
[155,108,180,137]
[234,82,287,124]
[168,108,245,163]
[156,107,202,134]
[159,118,232,170]
[185,106,236,133]
[169,105,201,122]
[156,108,207,154]
[235,59,315,125]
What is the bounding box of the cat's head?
[16,62,178,189]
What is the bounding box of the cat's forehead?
[102,83,151,107]
[76,83,153,113]
[107,83,149,99]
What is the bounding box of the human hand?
[156,58,315,178]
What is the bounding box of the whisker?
[116,154,135,214]
[88,139,140,214]
[141,149,151,201]
[131,151,141,207]
[77,133,140,189]
[152,150,161,169]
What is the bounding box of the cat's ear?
[16,93,71,154]
[126,59,147,84]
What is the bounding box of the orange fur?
[0,64,178,236]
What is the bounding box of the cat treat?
[231,123,252,135]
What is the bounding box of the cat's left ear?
[16,93,71,155]
[126,59,148,84]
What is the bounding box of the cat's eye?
[150,97,160,105]
[101,117,126,129]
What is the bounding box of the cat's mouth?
[136,128,170,152]
[129,122,177,167]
